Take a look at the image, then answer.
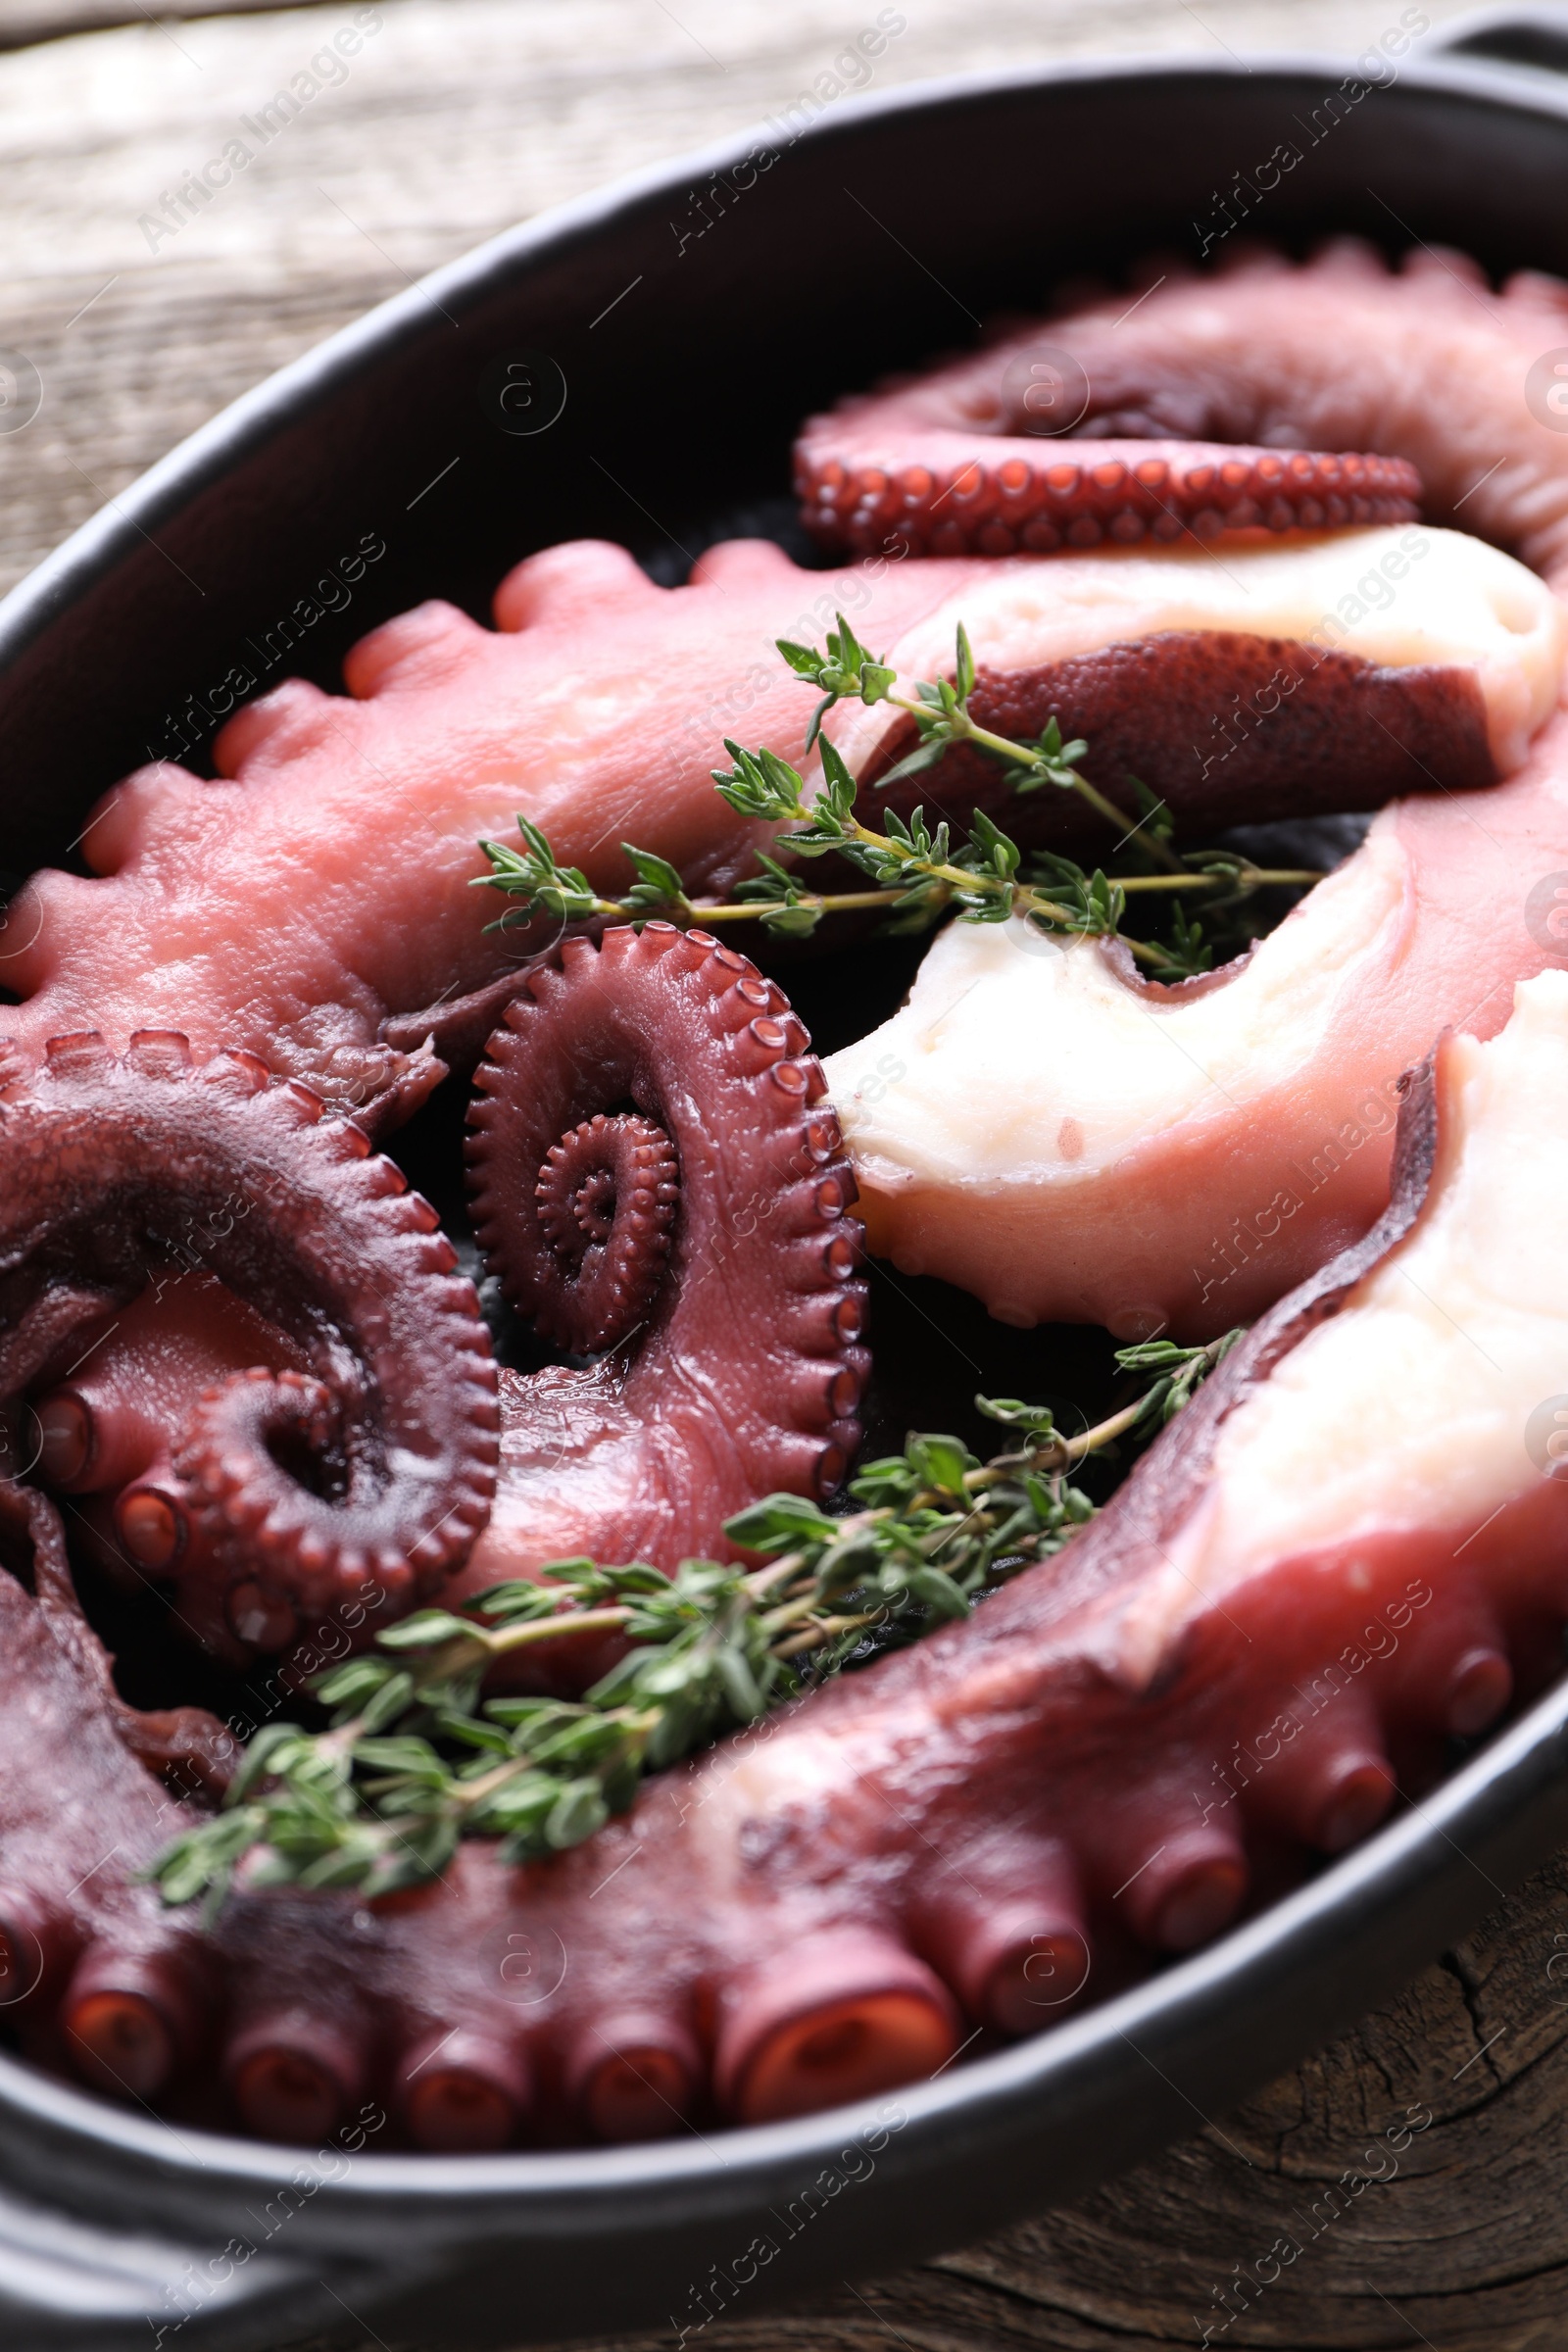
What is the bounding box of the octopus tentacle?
[0,1479,223,2093]
[13,971,1567,2144]
[796,241,1568,582]
[18,234,1568,2155]
[10,246,1568,1136]
[454,925,868,1615]
[9,1033,499,1655]
[817,245,1568,1338]
[824,706,1568,1340]
[0,541,1022,1128]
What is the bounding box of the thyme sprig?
[478,743,1309,974]
[475,619,1319,976]
[779,612,1183,871]
[712,736,1190,965]
[149,1334,1239,1913]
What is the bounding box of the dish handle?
[1429,3,1568,74]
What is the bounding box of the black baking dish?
[2,13,1568,2346]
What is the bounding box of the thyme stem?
[479,611,1328,981]
[485,1605,632,1651]
[147,1331,1242,1910]
[889,694,1187,874]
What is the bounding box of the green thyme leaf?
[954,620,976,705]
[546,1778,612,1849]
[374,1611,474,1651]
[976,1396,1058,1437]
[620,844,692,921]
[723,1494,840,1551]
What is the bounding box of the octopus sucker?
[454,923,870,1616]
[1,1033,500,1656]
[796,433,1422,558]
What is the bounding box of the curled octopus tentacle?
[455,924,869,1637]
[795,240,1568,572]
[4,1031,499,1659]
[12,978,1568,2147]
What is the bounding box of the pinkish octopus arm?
[15,968,1567,2148]
[796,241,1568,585]
[0,540,984,1117]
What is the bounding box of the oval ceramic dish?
[2,14,1568,2346]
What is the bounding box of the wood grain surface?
[0,0,1483,600]
[4,4,1566,2348]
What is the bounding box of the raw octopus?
[795,240,1568,579]
[3,234,1568,2143]
[796,391,1421,557]
[0,439,1446,1133]
[0,534,1283,1131]
[819,524,1561,848]
[7,964,1565,2148]
[823,729,1568,1340]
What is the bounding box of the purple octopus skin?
[452,922,870,1669]
[4,1031,500,1663]
[18,931,871,1697]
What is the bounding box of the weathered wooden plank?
[0,0,1479,597]
[0,0,308,57]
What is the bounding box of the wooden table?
[6,2,1567,2345]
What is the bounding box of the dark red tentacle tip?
[1445,1646,1514,1738]
[567,2013,703,2142]
[0,1886,75,2010]
[1119,1834,1250,1954]
[61,1945,207,2099]
[532,1110,679,1353]
[913,1850,1092,2034]
[398,2029,531,2153]
[225,2009,368,2143]
[714,1930,959,2125]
